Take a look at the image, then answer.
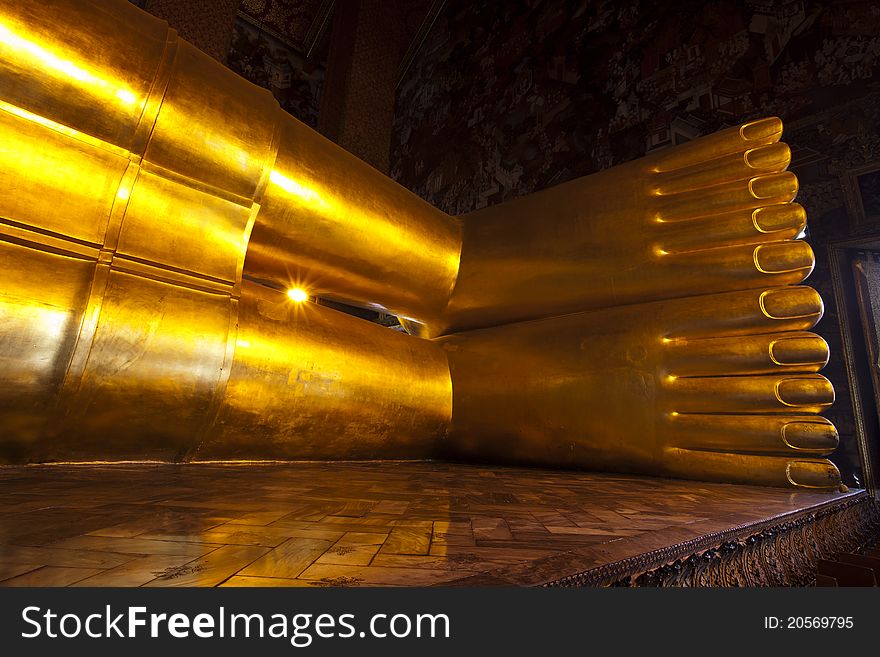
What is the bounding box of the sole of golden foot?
[443,285,841,489]
[443,117,815,335]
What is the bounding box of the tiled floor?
[0,462,854,586]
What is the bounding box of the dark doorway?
[830,242,880,496]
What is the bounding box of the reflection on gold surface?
[0,21,138,108]
[0,100,86,143]
[0,0,842,488]
[269,170,328,210]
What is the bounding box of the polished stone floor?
[0,462,854,586]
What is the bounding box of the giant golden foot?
[443,285,840,488]
[435,118,810,335]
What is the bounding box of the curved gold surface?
[0,0,841,488]
[244,120,463,325]
[440,286,839,488]
[199,282,451,461]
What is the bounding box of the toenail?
[749,172,798,199]
[754,241,813,273]
[769,336,828,366]
[775,377,834,407]
[744,143,790,169]
[759,287,822,319]
[786,460,840,487]
[782,422,839,451]
[740,117,783,142]
[753,204,805,233]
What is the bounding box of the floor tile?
[381,524,432,555]
[143,545,268,587]
[238,538,333,579]
[49,535,220,557]
[1,566,105,587]
[72,554,210,587]
[220,575,322,587]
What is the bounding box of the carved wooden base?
[545,494,880,587]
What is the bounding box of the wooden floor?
[0,462,855,587]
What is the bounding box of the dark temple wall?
[143,0,240,62]
[392,0,880,486]
[227,15,325,129]
[131,0,326,129]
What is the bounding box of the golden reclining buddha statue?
[0,0,840,489]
